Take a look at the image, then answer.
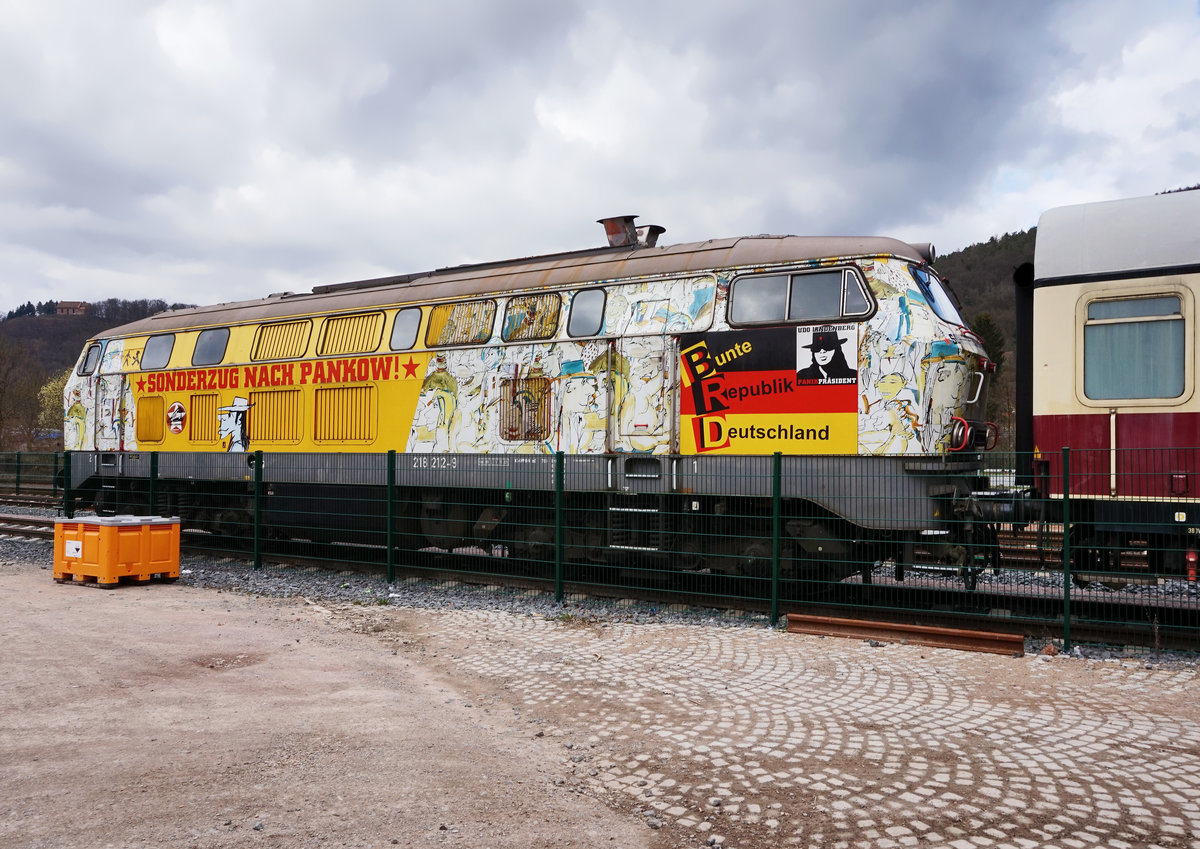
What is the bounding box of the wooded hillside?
[0,299,191,449]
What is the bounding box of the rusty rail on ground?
[786,613,1025,656]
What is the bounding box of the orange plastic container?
[54,516,181,588]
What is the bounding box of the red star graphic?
[136,377,146,393]
[402,357,420,378]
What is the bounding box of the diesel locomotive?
[62,216,996,578]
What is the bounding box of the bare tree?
[0,336,49,450]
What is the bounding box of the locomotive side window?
[731,268,871,325]
[1084,295,1185,400]
[787,271,846,321]
[253,320,311,361]
[389,308,422,351]
[141,335,175,370]
[730,276,786,323]
[192,328,229,366]
[78,343,102,375]
[567,288,606,337]
[426,300,497,347]
[502,294,560,342]
[319,312,385,356]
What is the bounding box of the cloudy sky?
[2,0,1198,308]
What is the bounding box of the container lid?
[58,515,181,526]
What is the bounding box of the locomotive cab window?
[389,308,422,351]
[78,343,102,375]
[141,334,175,370]
[568,288,606,337]
[909,266,964,326]
[1084,295,1186,400]
[192,328,229,366]
[730,268,871,325]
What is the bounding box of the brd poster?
[679,325,859,454]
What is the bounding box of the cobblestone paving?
[399,607,1200,848]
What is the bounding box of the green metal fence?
[0,452,62,501]
[16,448,1200,652]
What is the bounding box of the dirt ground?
[6,556,1200,849]
[0,566,652,849]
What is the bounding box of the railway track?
[6,512,1195,650]
[0,513,56,539]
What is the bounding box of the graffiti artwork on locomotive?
[63,215,996,579]
[1009,190,1200,578]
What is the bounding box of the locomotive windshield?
[910,266,964,326]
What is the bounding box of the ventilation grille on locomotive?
[249,389,302,442]
[253,320,312,361]
[319,312,384,356]
[500,377,551,441]
[315,385,376,442]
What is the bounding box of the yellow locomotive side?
[78,308,435,453]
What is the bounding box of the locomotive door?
[613,309,673,451]
[93,374,129,450]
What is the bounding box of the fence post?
[14,452,20,496]
[63,451,74,519]
[771,452,782,625]
[52,453,60,500]
[386,450,396,584]
[149,452,158,516]
[253,450,263,571]
[1061,447,1072,653]
[554,451,564,603]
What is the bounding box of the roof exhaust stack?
[637,224,666,247]
[597,215,664,248]
[598,215,639,248]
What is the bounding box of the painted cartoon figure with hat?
[217,396,254,452]
[797,326,857,383]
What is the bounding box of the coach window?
[141,334,175,371]
[78,343,102,375]
[389,308,422,351]
[502,294,560,342]
[1084,295,1185,400]
[568,288,606,337]
[192,328,229,366]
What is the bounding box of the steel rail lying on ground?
[786,613,1026,656]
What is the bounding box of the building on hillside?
[56,301,87,316]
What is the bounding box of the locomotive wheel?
[212,508,252,549]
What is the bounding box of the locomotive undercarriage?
[67,451,988,592]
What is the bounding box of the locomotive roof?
[99,233,931,337]
[1035,190,1200,284]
